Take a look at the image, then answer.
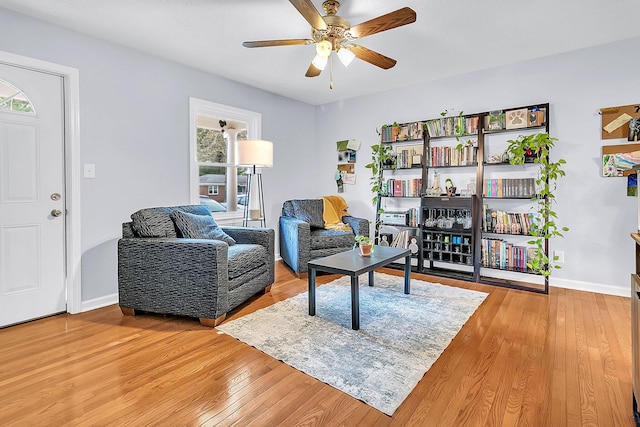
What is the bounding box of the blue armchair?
[279,199,369,275]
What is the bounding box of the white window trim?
[188,98,261,221]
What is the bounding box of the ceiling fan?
[242,0,416,87]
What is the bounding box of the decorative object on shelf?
[485,110,505,131]
[505,108,528,129]
[506,132,568,277]
[425,171,442,197]
[528,106,546,127]
[408,237,419,254]
[353,234,373,257]
[236,139,273,227]
[445,178,456,197]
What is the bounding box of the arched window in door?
[0,79,36,114]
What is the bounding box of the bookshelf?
[476,103,550,293]
[377,123,426,271]
[375,102,551,293]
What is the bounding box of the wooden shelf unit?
[375,103,551,293]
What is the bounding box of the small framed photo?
[505,108,528,129]
[528,107,546,127]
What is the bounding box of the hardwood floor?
[0,262,634,426]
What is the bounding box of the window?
[189,98,262,218]
[0,79,35,114]
[196,124,248,212]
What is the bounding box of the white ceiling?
[2,0,640,105]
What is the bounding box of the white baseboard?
[551,277,629,298]
[80,293,119,312]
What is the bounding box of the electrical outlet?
[554,250,565,264]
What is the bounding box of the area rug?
[216,273,488,415]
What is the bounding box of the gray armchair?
[279,199,369,275]
[118,205,274,327]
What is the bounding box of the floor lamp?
[236,140,273,227]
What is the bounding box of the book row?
[482,205,536,235]
[378,228,420,255]
[480,238,533,272]
[405,207,419,227]
[381,179,423,198]
[425,116,480,138]
[428,144,478,167]
[483,178,536,198]
[394,144,423,169]
[381,122,423,143]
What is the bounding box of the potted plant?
[354,234,373,257]
[505,132,568,277]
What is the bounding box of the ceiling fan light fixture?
[337,46,355,67]
[315,40,332,58]
[312,54,328,70]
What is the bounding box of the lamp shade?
[337,47,355,67]
[235,139,273,167]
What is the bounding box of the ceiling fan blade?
[305,62,322,77]
[289,0,327,30]
[350,45,397,69]
[243,39,314,48]
[349,7,416,39]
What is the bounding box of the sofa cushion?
[131,205,212,238]
[170,210,236,245]
[310,228,354,250]
[282,200,295,218]
[291,199,324,229]
[227,243,267,280]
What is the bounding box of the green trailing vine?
[440,109,467,148]
[366,123,397,240]
[506,132,568,277]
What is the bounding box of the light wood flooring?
[0,262,635,426]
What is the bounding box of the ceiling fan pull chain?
[329,54,334,89]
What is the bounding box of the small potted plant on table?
[354,235,373,257]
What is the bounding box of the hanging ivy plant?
[366,123,397,240]
[506,132,568,277]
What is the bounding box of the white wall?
[1,6,638,303]
[315,37,640,296]
[0,7,317,305]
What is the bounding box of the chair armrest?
[222,226,273,248]
[279,216,311,273]
[343,216,370,237]
[117,237,230,319]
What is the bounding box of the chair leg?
[199,313,226,328]
[120,306,136,316]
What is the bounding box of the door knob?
[51,209,62,217]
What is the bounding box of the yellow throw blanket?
[322,195,353,232]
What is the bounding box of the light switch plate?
[84,163,96,178]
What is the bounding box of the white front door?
[0,63,66,327]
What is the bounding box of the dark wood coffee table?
[308,246,411,330]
